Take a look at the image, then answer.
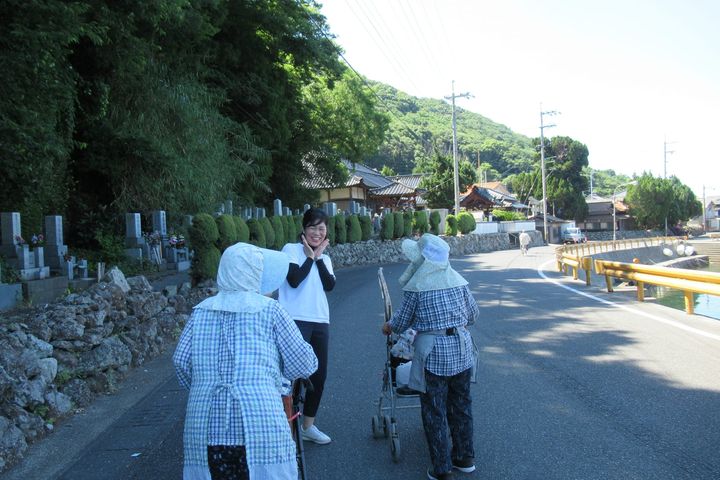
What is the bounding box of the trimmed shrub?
[294,215,303,237]
[403,211,413,237]
[334,213,347,244]
[347,215,362,243]
[393,212,404,239]
[247,218,266,248]
[189,213,221,284]
[429,210,441,235]
[189,213,220,247]
[260,217,275,250]
[216,214,239,252]
[326,216,336,246]
[190,246,221,285]
[284,215,297,244]
[270,216,285,250]
[233,216,250,243]
[491,209,526,221]
[380,212,394,240]
[457,212,476,234]
[413,210,429,235]
[359,215,372,241]
[445,214,458,236]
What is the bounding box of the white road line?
[538,259,720,342]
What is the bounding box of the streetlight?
[613,180,637,241]
[540,108,558,243]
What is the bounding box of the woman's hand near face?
[313,239,329,259]
[301,234,314,259]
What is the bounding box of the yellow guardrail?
[555,236,687,287]
[594,260,720,314]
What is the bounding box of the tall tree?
[416,149,477,209]
[627,174,701,229]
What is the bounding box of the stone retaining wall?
[0,269,215,472]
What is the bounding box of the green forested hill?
[365,82,536,177]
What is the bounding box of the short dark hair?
[302,208,329,229]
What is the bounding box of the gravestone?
[44,215,69,271]
[224,200,233,216]
[323,202,337,217]
[303,204,311,212]
[360,206,367,216]
[284,207,292,217]
[273,199,283,217]
[0,212,49,281]
[151,210,167,236]
[0,212,21,258]
[254,208,266,219]
[349,201,358,214]
[124,213,144,260]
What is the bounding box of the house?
[459,183,528,216]
[577,192,634,232]
[302,159,424,212]
[528,212,573,244]
[704,195,720,231]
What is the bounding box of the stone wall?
[327,231,541,268]
[586,229,666,242]
[0,269,215,472]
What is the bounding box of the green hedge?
[334,213,347,244]
[457,212,476,234]
[327,216,336,246]
[359,215,372,241]
[216,214,238,252]
[413,210,429,234]
[393,212,404,239]
[403,211,413,237]
[347,215,362,242]
[270,216,285,250]
[233,216,250,243]
[491,209,526,221]
[247,218,266,248]
[445,214,458,236]
[189,213,221,284]
[380,212,394,240]
[429,210,441,235]
[260,217,275,250]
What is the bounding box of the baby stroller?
[290,378,313,480]
[371,268,420,462]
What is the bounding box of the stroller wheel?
[371,415,384,439]
[390,436,401,462]
[382,415,391,439]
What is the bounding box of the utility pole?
[663,137,676,235]
[703,185,707,232]
[540,108,558,243]
[445,81,472,215]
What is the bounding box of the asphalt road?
[7,245,720,479]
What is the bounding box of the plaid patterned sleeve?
[464,285,480,325]
[172,315,193,390]
[389,290,419,333]
[273,303,318,380]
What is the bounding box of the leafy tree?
[457,212,476,234]
[445,214,458,236]
[429,210,441,235]
[359,215,372,241]
[626,173,700,229]
[334,213,347,244]
[347,215,361,242]
[380,212,394,240]
[417,149,477,209]
[380,165,397,177]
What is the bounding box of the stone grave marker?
[273,199,283,217]
[124,213,144,260]
[44,215,69,271]
[225,200,233,216]
[152,210,167,236]
[303,204,311,212]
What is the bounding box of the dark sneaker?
[452,457,476,473]
[427,467,455,479]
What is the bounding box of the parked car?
[561,227,587,244]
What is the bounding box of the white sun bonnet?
[194,243,290,313]
[399,234,468,292]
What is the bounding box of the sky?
[318,0,720,200]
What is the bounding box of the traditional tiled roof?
[301,158,390,190]
[394,174,425,190]
[478,181,512,196]
[371,181,417,197]
[461,185,527,209]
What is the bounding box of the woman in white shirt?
[278,208,336,445]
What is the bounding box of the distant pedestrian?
[381,234,479,480]
[279,208,336,445]
[173,243,317,480]
[519,231,531,255]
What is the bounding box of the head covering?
[194,243,290,313]
[398,234,468,292]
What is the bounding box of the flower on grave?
[169,233,186,249]
[30,234,45,248]
[14,235,26,245]
[63,252,72,263]
[143,230,162,247]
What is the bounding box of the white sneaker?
[301,425,331,444]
